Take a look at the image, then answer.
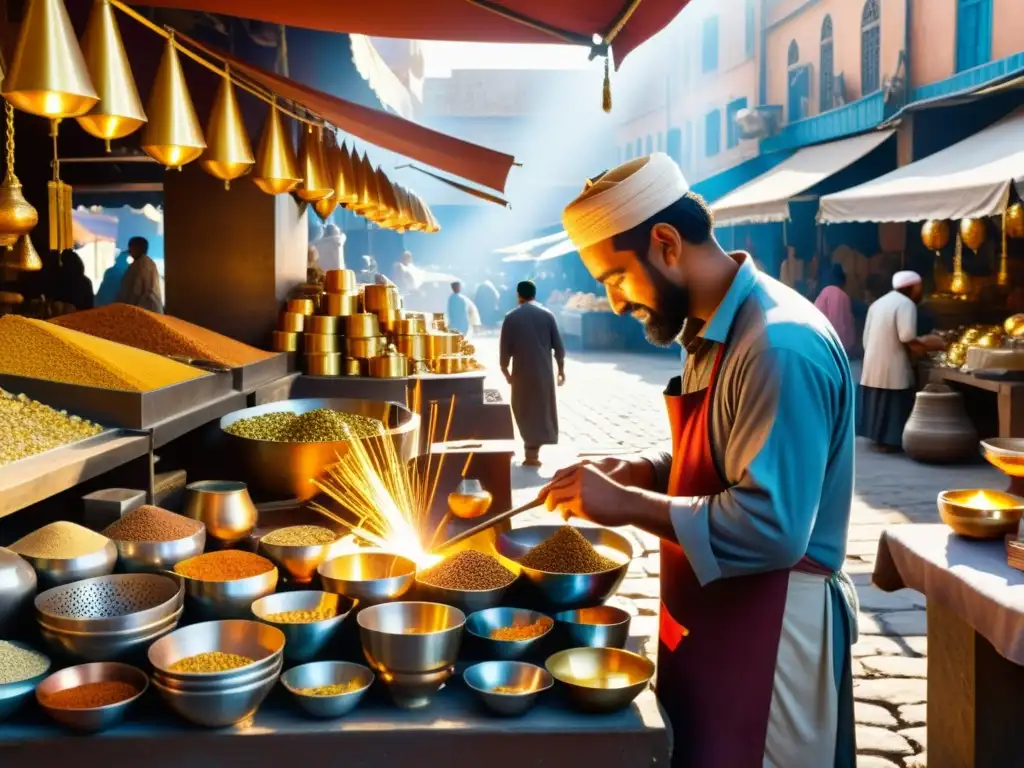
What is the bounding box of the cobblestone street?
[473,335,1001,768]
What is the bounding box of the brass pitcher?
[448,478,492,520]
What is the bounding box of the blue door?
[957,0,993,72]
[788,65,810,122]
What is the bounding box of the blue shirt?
[447,292,471,335]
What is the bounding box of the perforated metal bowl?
[35,573,184,633]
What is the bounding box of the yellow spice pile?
[0,389,103,466]
[0,315,207,392]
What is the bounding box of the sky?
[420,41,596,77]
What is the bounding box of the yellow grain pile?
[0,315,207,392]
[53,304,274,367]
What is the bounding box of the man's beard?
[626,265,690,347]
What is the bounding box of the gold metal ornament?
[1,0,98,119]
[335,143,360,206]
[0,103,39,248]
[370,166,399,225]
[312,194,338,221]
[1007,203,1024,239]
[998,210,1010,287]
[251,101,300,195]
[311,130,341,220]
[200,69,254,189]
[76,0,146,150]
[921,220,950,252]
[48,120,73,252]
[381,184,415,232]
[946,341,967,367]
[405,191,427,232]
[960,217,986,252]
[295,124,333,202]
[349,151,381,218]
[420,195,440,233]
[3,233,42,270]
[950,233,971,296]
[140,36,206,170]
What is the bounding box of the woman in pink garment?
[815,264,857,357]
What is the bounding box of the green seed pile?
[0,389,103,466]
[419,549,516,591]
[102,505,203,543]
[518,526,618,574]
[225,409,383,442]
[10,521,110,559]
[262,525,337,547]
[0,641,49,684]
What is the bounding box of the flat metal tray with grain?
[232,353,294,392]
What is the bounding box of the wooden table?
[928,367,1024,438]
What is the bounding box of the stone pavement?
[471,335,1002,767]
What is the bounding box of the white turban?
[892,270,922,290]
[562,153,689,251]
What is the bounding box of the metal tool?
[433,497,544,553]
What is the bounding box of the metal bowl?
[35,662,148,732]
[358,601,465,708]
[148,620,286,683]
[280,661,374,718]
[38,605,184,662]
[415,574,512,614]
[318,551,416,606]
[251,591,355,662]
[0,642,50,722]
[259,533,345,584]
[937,489,1024,539]
[0,547,36,635]
[981,438,1024,477]
[465,608,553,661]
[497,526,633,610]
[554,606,631,649]
[545,647,654,714]
[447,478,493,520]
[151,666,280,727]
[113,527,206,573]
[180,563,279,620]
[219,398,421,501]
[17,539,118,589]
[463,661,553,717]
[153,656,283,692]
[183,481,258,544]
[35,573,184,633]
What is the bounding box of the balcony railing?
[912,51,1024,103]
[759,91,886,153]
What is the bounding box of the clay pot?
[902,384,978,463]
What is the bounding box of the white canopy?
[711,130,894,226]
[818,108,1024,223]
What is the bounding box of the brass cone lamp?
[312,131,342,219]
[405,191,427,232]
[0,103,39,248]
[295,124,333,202]
[3,233,42,270]
[140,37,206,170]
[252,102,300,195]
[349,151,381,218]
[2,0,98,118]
[336,144,360,206]
[423,198,440,233]
[381,183,415,232]
[370,167,399,226]
[200,70,254,189]
[76,0,146,150]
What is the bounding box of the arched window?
[956,0,993,72]
[645,134,654,154]
[787,41,805,122]
[788,40,800,67]
[820,16,835,111]
[861,0,881,94]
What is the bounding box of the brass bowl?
[342,357,364,376]
[363,284,400,314]
[323,293,359,317]
[280,312,306,332]
[346,336,385,359]
[394,334,428,361]
[368,353,408,379]
[183,480,258,544]
[324,269,356,294]
[426,332,460,359]
[258,533,345,584]
[270,331,299,353]
[448,478,493,520]
[305,315,339,335]
[304,333,338,354]
[980,438,1024,477]
[937,489,1024,539]
[545,647,654,714]
[345,313,380,338]
[318,551,417,606]
[287,298,315,316]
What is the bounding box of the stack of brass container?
[270,298,314,355]
[302,269,359,376]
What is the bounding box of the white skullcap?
[562,153,689,251]
[892,270,922,290]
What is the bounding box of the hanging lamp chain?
[4,101,16,183]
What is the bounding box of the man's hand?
[548,455,653,490]
[538,463,636,528]
[557,371,566,386]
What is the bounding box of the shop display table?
[874,524,1024,768]
[928,367,1024,438]
[0,684,671,768]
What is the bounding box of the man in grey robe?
[115,236,163,313]
[499,280,566,466]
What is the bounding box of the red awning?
[176,33,517,192]
[137,0,690,67]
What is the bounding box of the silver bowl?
[180,563,279,620]
[497,526,632,610]
[18,539,118,589]
[148,620,286,684]
[251,591,355,662]
[219,398,421,502]
[415,573,513,614]
[113,527,206,573]
[0,642,50,722]
[183,481,258,544]
[358,601,465,708]
[35,572,184,633]
[319,551,416,606]
[463,661,552,716]
[0,547,36,635]
[554,606,631,649]
[38,604,183,662]
[545,647,654,714]
[465,608,553,661]
[151,666,280,727]
[259,533,344,584]
[153,656,283,692]
[280,661,374,718]
[36,662,148,732]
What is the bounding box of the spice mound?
[40,681,139,709]
[493,685,530,694]
[296,680,363,697]
[0,389,103,466]
[490,616,553,642]
[102,505,203,543]
[10,521,109,560]
[264,607,338,624]
[224,409,383,442]
[262,525,337,547]
[174,550,275,582]
[169,652,255,674]
[0,315,206,392]
[418,550,516,591]
[0,641,49,684]
[518,526,619,574]
[53,304,274,367]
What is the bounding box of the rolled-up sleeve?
[669,347,833,586]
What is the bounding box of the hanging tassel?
[602,56,612,113]
[47,120,73,252]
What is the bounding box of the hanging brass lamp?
[0,102,38,248]
[311,129,341,220]
[251,101,300,195]
[349,151,381,218]
[200,69,254,189]
[960,218,986,252]
[76,0,146,150]
[335,143,359,206]
[381,183,415,232]
[405,190,427,232]
[3,233,42,270]
[2,0,98,119]
[950,233,971,296]
[417,193,440,233]
[369,166,397,225]
[295,123,333,202]
[140,36,205,170]
[1007,203,1024,239]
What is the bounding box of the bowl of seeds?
[8,521,118,588]
[251,591,355,662]
[36,662,148,733]
[258,525,343,583]
[148,619,285,688]
[280,660,374,719]
[101,505,205,573]
[463,660,553,717]
[415,550,518,613]
[0,640,51,722]
[497,525,633,610]
[465,607,554,661]
[173,550,278,619]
